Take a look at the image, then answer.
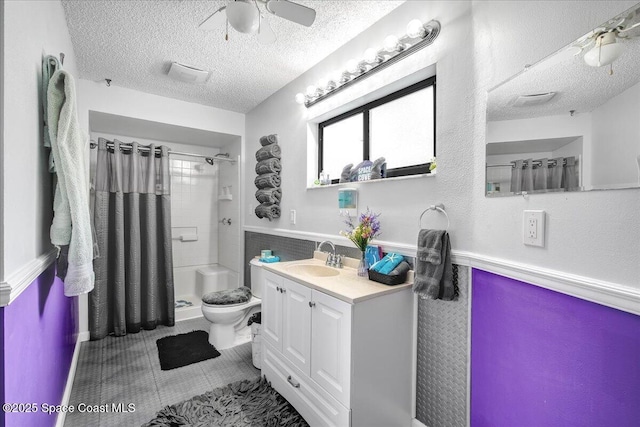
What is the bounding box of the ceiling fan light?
[583,33,625,67]
[227,0,260,34]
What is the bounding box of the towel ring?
[419,203,450,231]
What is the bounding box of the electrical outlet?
[290,209,296,225]
[523,210,545,247]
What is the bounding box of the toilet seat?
[202,296,261,312]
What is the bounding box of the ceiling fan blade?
[258,15,277,45]
[199,6,227,31]
[266,0,316,27]
[618,21,640,37]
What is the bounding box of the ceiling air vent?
[512,92,556,107]
[168,62,210,84]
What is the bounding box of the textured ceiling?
[488,4,640,122]
[62,0,405,113]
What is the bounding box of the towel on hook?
[259,134,279,146]
[255,203,281,221]
[255,188,282,204]
[254,173,281,189]
[48,69,95,296]
[413,230,455,301]
[255,143,281,161]
[255,158,281,174]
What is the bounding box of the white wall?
[591,81,640,187]
[245,1,475,250]
[471,0,639,287]
[2,0,80,280]
[244,0,640,289]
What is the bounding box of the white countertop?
[261,252,413,304]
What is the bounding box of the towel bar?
[419,203,450,231]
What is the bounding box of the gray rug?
[143,377,309,427]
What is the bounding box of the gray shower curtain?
[90,138,174,340]
[510,156,578,193]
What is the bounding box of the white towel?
[47,70,95,296]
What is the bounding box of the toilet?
[200,259,263,350]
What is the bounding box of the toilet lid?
[202,286,252,306]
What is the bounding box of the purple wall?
[2,264,78,427]
[471,269,640,427]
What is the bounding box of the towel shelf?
[419,203,450,231]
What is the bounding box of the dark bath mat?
[156,330,220,370]
[143,377,309,427]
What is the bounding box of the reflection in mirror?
[485,4,640,196]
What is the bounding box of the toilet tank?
[249,258,264,299]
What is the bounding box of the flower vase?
[357,251,369,277]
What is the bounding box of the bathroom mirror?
[485,4,640,196]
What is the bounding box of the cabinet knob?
[276,286,281,292]
[308,301,316,308]
[281,288,286,293]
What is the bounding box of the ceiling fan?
[569,11,640,70]
[199,0,316,45]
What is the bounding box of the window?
[319,77,435,183]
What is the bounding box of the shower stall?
[88,112,243,331]
[170,146,242,321]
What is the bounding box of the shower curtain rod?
[89,140,235,165]
[487,158,576,169]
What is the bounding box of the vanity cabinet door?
[310,290,352,407]
[282,278,312,376]
[262,271,284,351]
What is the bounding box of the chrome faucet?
[318,240,342,268]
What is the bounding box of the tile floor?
[64,317,260,427]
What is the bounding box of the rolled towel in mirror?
[255,203,281,221]
[255,158,281,174]
[254,173,281,189]
[259,134,279,146]
[255,188,282,204]
[256,143,281,161]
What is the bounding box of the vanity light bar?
[296,19,441,108]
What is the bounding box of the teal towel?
[259,255,280,263]
[372,253,404,274]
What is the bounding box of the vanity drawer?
[263,341,350,427]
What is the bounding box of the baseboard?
[55,333,83,427]
[412,418,428,427]
[78,331,90,342]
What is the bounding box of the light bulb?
[406,19,425,38]
[364,47,381,64]
[306,85,317,97]
[346,59,362,74]
[318,77,329,90]
[384,34,401,52]
[295,93,306,105]
[332,70,345,85]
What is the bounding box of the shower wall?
[217,141,241,273]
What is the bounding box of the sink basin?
[286,264,340,277]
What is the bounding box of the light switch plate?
[523,210,545,247]
[290,209,296,225]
